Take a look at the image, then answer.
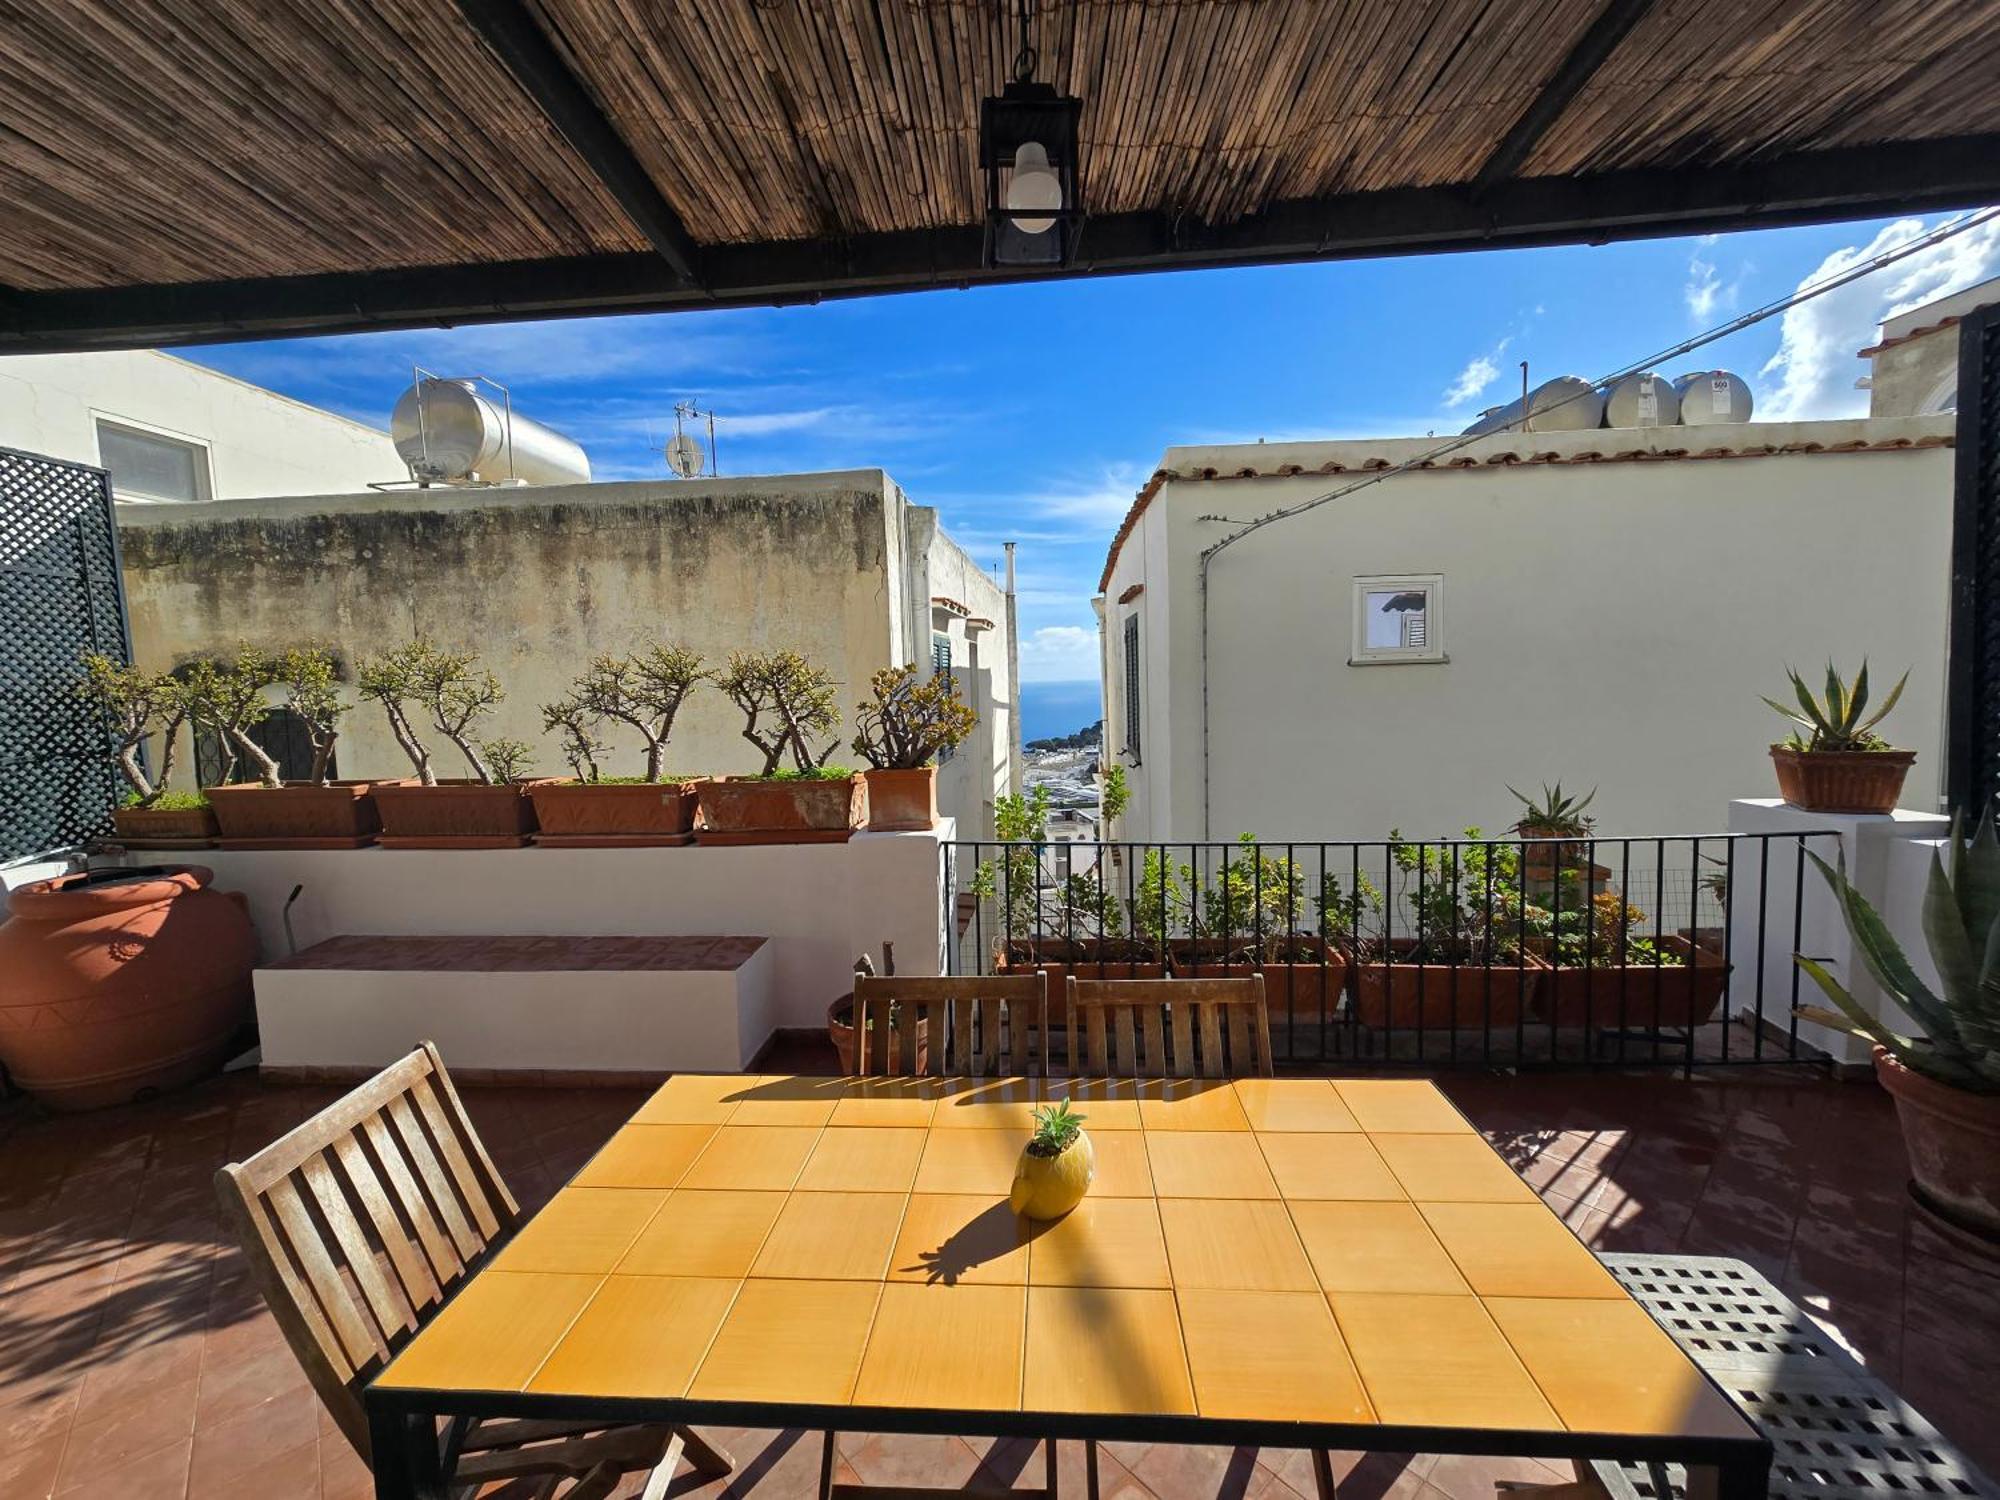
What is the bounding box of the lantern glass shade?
[981,81,1081,267]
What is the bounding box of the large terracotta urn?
[0,865,255,1111]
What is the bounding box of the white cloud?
[1758,209,2000,421]
[1685,254,1724,322]
[1442,338,1511,408]
[1019,624,1100,680]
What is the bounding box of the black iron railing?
[942,831,1840,1073]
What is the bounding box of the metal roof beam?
[1472,0,1658,193]
[5,133,1999,354]
[454,0,705,286]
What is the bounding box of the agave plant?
[1794,813,2000,1093]
[1763,660,1907,753]
[1507,782,1596,836]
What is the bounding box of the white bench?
[254,934,775,1081]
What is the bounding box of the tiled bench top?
[269,934,769,972]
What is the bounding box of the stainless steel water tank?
[1460,376,1603,435]
[1671,370,1754,425]
[1601,371,1682,427]
[389,378,591,486]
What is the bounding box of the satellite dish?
[666,432,704,477]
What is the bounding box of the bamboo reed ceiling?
[2,0,1999,351]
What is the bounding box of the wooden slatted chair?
[1065,975,1274,1077]
[214,1041,732,1499]
[852,971,1050,1076]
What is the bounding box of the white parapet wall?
[1726,799,1948,1066]
[119,825,951,1041]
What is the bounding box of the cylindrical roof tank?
[1601,371,1682,427]
[389,378,591,486]
[1672,370,1754,425]
[1460,376,1603,435]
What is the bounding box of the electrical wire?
[1193,202,2000,835]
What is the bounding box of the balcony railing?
[942,831,1840,1073]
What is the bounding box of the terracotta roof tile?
[1857,315,1960,358]
[1097,432,1952,596]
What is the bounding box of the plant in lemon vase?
[1009,1099,1093,1221]
[1764,659,1915,813]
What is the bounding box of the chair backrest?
[852,972,1050,1077]
[214,1042,519,1461]
[1065,976,1274,1077]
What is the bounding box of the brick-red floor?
[1,1048,1995,1500]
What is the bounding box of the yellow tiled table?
[366,1075,1768,1500]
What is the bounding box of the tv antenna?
[666,400,718,478]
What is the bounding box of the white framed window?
[94,418,213,505]
[1350,574,1446,665]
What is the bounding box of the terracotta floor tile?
[54,1368,197,1492]
[188,1385,321,1493]
[55,1433,192,1500]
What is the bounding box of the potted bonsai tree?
[204,644,383,848]
[1508,782,1596,874]
[984,788,1161,985]
[1349,829,1544,1031]
[1795,818,2000,1239]
[78,652,215,847]
[1007,1099,1093,1221]
[530,643,708,845]
[1764,660,1915,813]
[358,636,541,847]
[851,663,978,830]
[697,649,856,843]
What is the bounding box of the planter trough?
[530,780,697,846]
[372,780,540,849]
[696,777,857,845]
[111,804,219,848]
[1534,936,1729,1030]
[206,781,381,848]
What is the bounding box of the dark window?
[196,706,330,786]
[932,632,955,763]
[1123,613,1141,764]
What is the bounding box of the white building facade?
[0,350,400,501]
[1097,415,1956,844]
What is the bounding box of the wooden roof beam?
[454,0,705,287]
[5,133,1998,354]
[1472,0,1658,194]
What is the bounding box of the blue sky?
[186,209,2000,685]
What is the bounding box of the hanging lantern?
[980,4,1081,268]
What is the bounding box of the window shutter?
[1123,614,1142,763]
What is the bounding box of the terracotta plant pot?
[827,993,929,1073]
[1517,825,1589,874]
[371,779,541,849]
[1769,745,1916,814]
[0,865,254,1111]
[1876,1047,2000,1241]
[111,804,219,848]
[529,780,697,846]
[695,776,857,845]
[1351,943,1541,1029]
[1534,937,1730,1029]
[1187,939,1351,1017]
[996,937,1165,988]
[858,767,937,831]
[205,781,381,848]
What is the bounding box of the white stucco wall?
[0,350,399,499]
[1103,417,1956,843]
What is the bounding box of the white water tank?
[1672,370,1754,425]
[390,378,591,486]
[1459,376,1604,435]
[1601,371,1681,427]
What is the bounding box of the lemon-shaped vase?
[1008,1130,1094,1221]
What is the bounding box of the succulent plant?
[1026,1099,1086,1158]
[1763,660,1907,753]
[1794,812,2000,1093]
[1507,782,1596,836]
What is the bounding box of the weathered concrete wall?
[117,473,906,782]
